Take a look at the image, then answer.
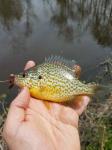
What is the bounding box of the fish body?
[15,56,96,102]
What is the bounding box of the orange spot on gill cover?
[73,65,81,78]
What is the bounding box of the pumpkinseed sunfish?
[14,56,98,102]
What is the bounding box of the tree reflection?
[45,0,112,46]
[91,0,112,47]
[50,0,75,41]
[0,0,36,35]
[10,0,37,51]
[24,0,37,37]
[0,0,23,30]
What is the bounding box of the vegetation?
[0,57,111,150]
[0,0,111,149]
[80,56,112,150]
[45,0,112,46]
[79,94,112,150]
[0,94,8,150]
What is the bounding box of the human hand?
[3,61,90,150]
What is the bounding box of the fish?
[14,56,98,102]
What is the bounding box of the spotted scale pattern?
[15,62,95,102]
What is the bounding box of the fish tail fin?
[87,83,100,94]
[88,83,112,98]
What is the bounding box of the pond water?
[0,0,112,100]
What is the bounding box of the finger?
[50,103,79,128]
[74,96,90,115]
[4,87,30,131]
[29,98,50,116]
[24,60,36,70]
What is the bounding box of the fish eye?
[38,75,42,79]
[22,72,26,78]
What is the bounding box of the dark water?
[0,0,112,100]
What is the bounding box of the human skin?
[3,61,90,150]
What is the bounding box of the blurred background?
[0,0,111,94]
[0,0,112,149]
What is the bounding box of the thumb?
[4,87,30,132]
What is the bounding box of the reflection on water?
[0,0,111,46]
[91,0,112,47]
[0,0,37,34]
[45,0,112,46]
[23,0,37,36]
[10,0,37,52]
[0,0,111,95]
[0,0,22,30]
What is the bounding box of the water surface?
[0,0,112,100]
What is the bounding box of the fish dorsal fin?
[45,55,77,69]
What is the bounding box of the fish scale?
[15,56,96,102]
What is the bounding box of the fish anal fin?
[73,95,89,109]
[43,101,51,110]
[62,95,91,109]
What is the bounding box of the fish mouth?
[8,74,15,88]
[14,75,25,88]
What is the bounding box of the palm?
[18,97,80,150]
[3,61,89,150]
